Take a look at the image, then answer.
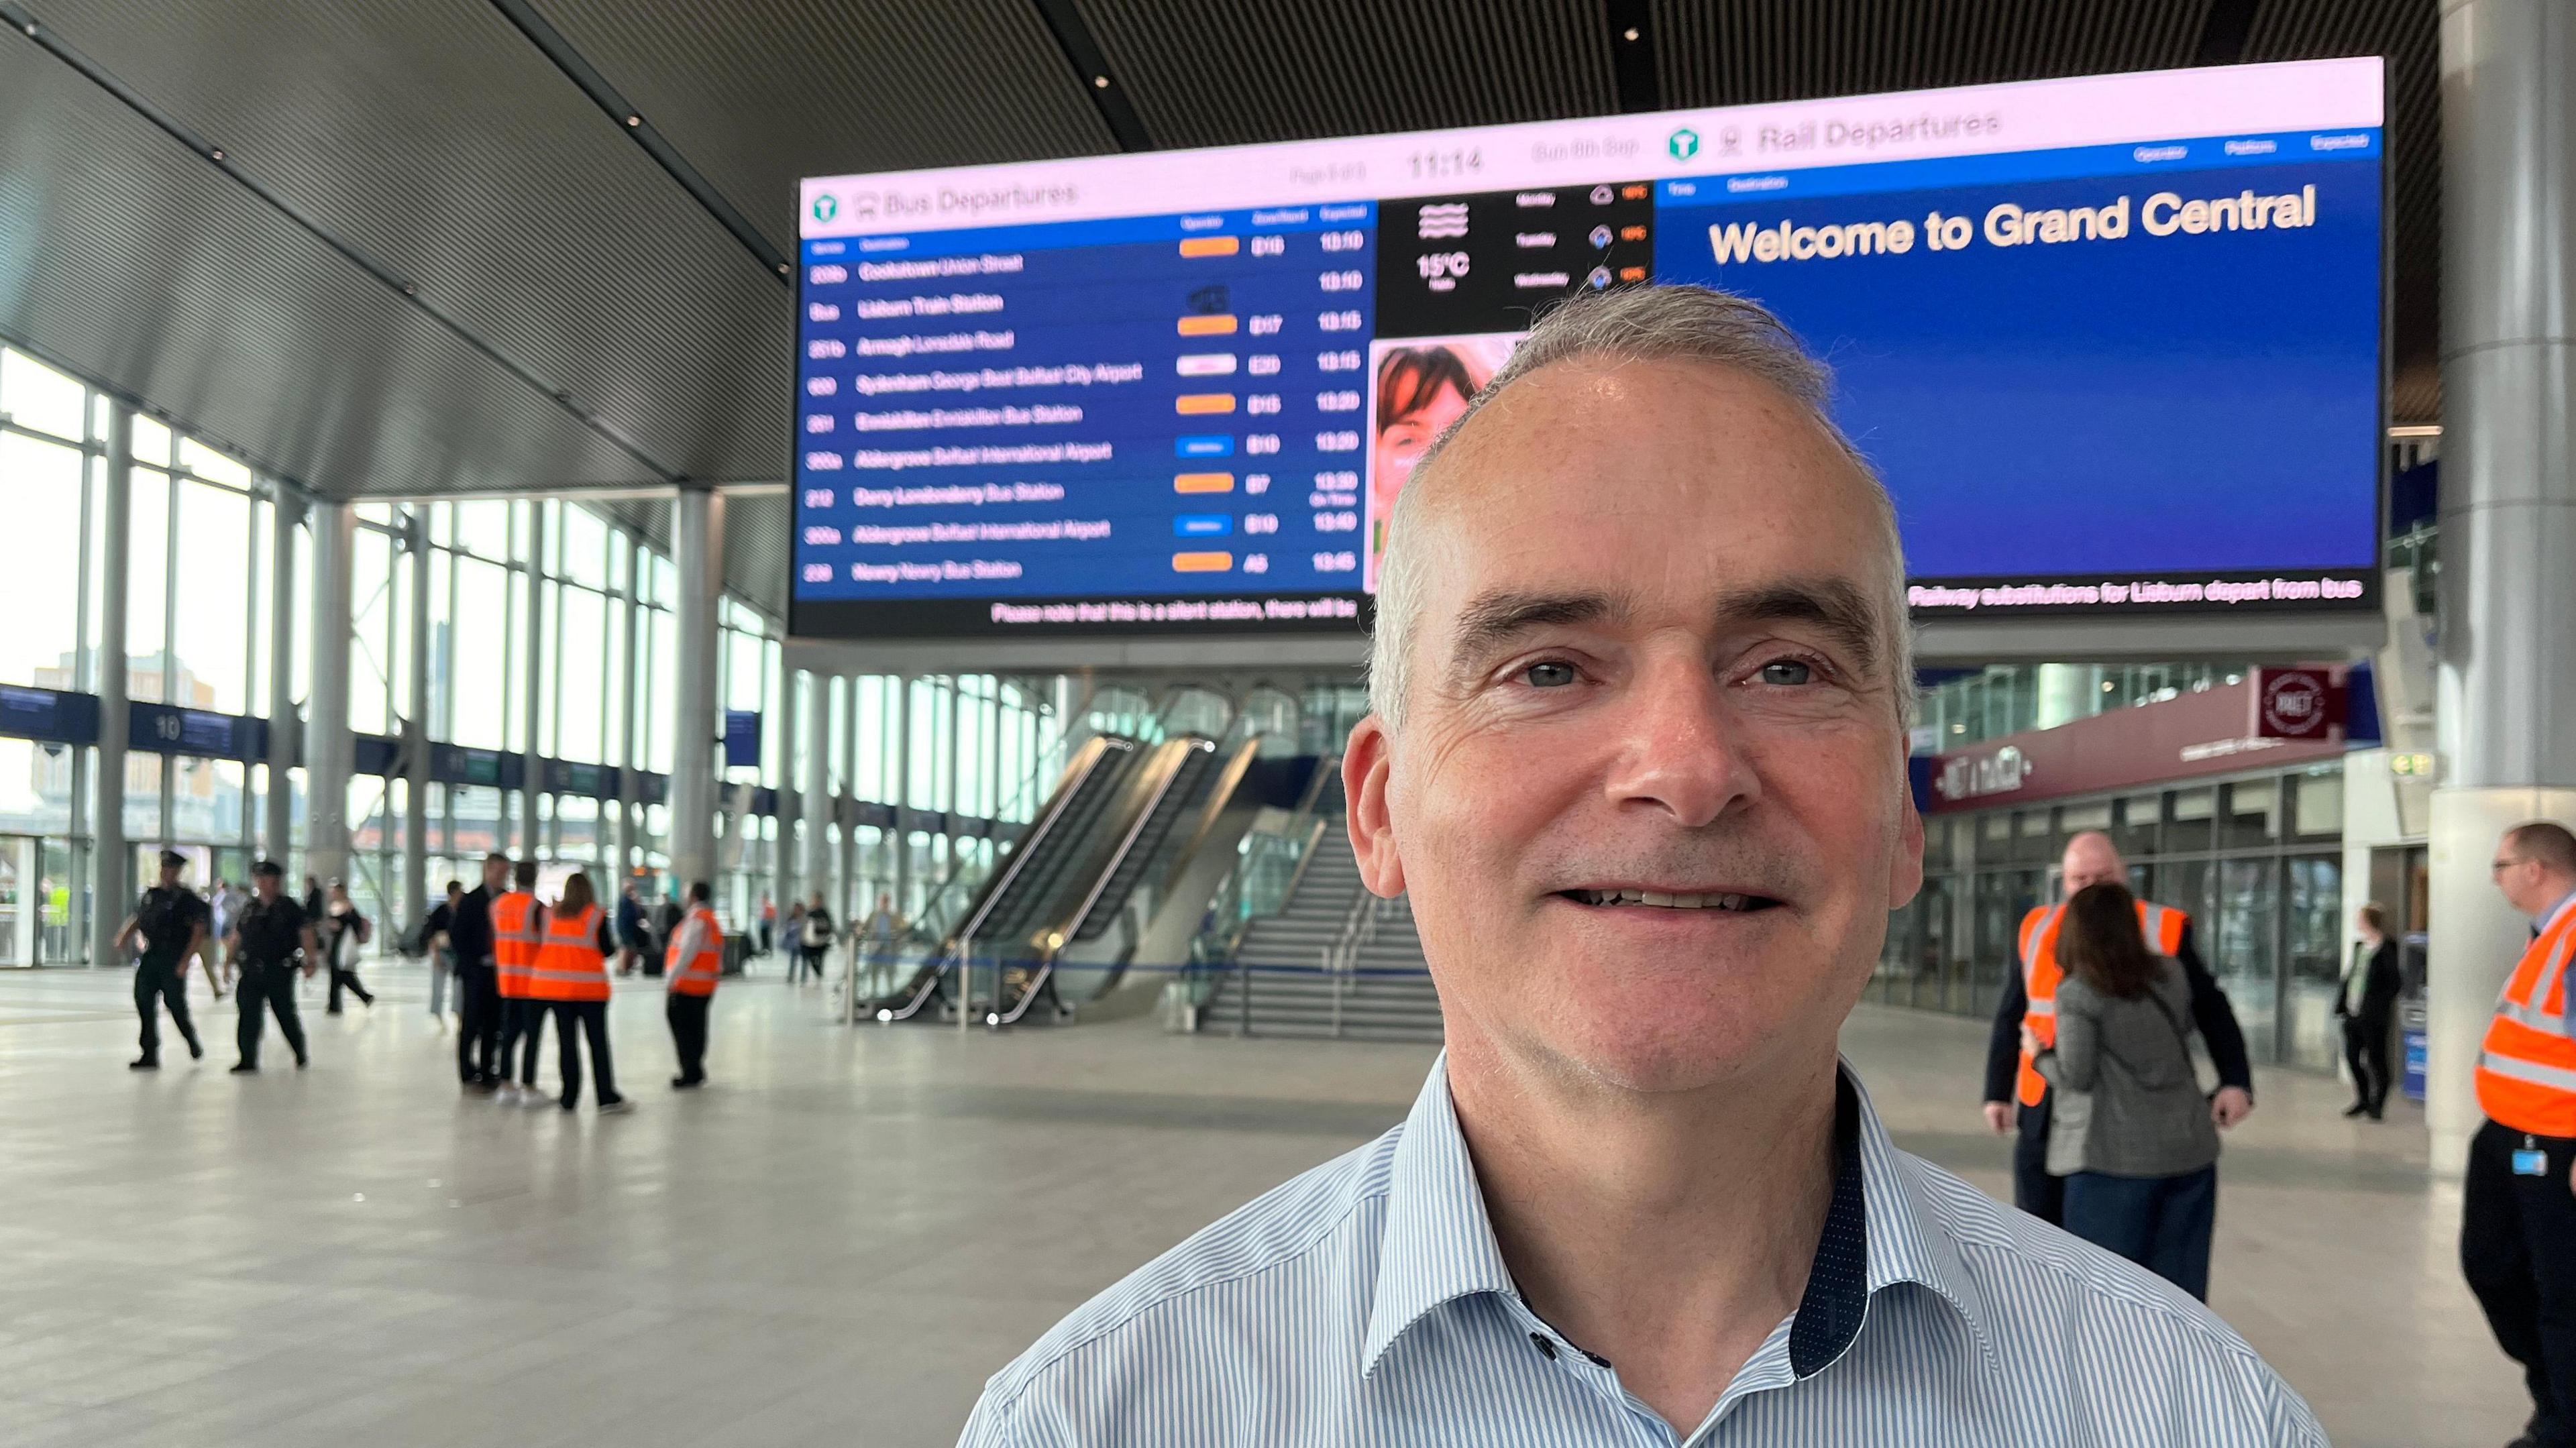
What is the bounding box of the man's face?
[482,858,509,892]
[255,874,280,901]
[1346,357,1921,1095]
[158,862,181,889]
[2061,836,2124,895]
[2496,841,2555,916]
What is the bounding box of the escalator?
[987,737,1218,1025]
[867,734,1140,1022]
[987,736,1277,1026]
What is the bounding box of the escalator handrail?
[1154,735,1265,903]
[1202,753,1342,965]
[902,677,1105,944]
[992,738,1207,1025]
[948,736,1132,958]
[875,735,1124,1023]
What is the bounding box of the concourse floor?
[0,961,2520,1447]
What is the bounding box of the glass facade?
[0,341,1091,964]
[1876,761,2351,1072]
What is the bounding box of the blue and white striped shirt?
[959,1058,2324,1446]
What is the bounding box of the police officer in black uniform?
[116,849,207,1069]
[226,859,319,1072]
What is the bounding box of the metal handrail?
[990,739,1206,1027]
[876,737,1120,1023]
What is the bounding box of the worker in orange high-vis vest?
[488,860,549,1107]
[1980,830,2255,1227]
[529,870,629,1113]
[2465,821,2576,1448]
[663,880,723,1089]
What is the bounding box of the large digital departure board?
[795,58,2383,641]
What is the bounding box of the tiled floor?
[0,962,2523,1446]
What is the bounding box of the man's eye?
[1758,659,1815,685]
[1523,661,1577,688]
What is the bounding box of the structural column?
[773,669,801,922]
[264,492,299,865]
[305,500,356,891]
[403,510,432,925]
[800,670,830,905]
[667,488,722,891]
[617,539,643,874]
[90,402,133,969]
[519,504,545,859]
[2428,0,2576,1172]
[892,675,912,916]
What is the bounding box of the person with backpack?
[319,880,376,1013]
[2026,880,2224,1300]
[115,849,208,1069]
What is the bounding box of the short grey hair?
[1365,284,1915,736]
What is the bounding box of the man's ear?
[1344,715,1405,899]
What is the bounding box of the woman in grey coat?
[2027,881,2223,1299]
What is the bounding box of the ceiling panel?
[1073,0,1617,148]
[1651,0,2213,105]
[0,33,652,496]
[529,0,1117,258]
[30,0,791,484]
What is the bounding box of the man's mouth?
[1558,888,1781,912]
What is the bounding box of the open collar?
[1359,1056,1998,1382]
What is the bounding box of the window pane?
[350,530,392,735]
[2292,768,2343,841]
[562,505,608,589]
[450,558,507,748]
[0,432,85,688]
[2283,855,2345,1071]
[173,480,253,714]
[2216,857,2279,1063]
[178,438,251,488]
[559,587,606,763]
[2219,780,2278,851]
[0,347,86,438]
[128,469,170,677]
[456,501,508,559]
[132,414,173,465]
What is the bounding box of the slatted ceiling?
[530,0,1116,258]
[0,35,648,498]
[1651,0,2214,107]
[720,493,791,621]
[2243,0,2441,424]
[28,0,788,486]
[1071,0,1617,148]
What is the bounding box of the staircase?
[1205,826,1443,1042]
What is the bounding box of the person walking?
[116,849,208,1068]
[529,871,629,1113]
[798,891,833,985]
[859,892,902,996]
[2025,881,2224,1300]
[225,860,317,1072]
[302,874,325,922]
[453,853,507,1090]
[780,901,807,982]
[490,860,549,1105]
[319,880,376,1013]
[203,879,233,1000]
[422,879,463,1023]
[2464,821,2576,1448]
[2338,901,2404,1120]
[664,881,722,1089]
[614,879,645,977]
[758,893,776,956]
[1980,830,2254,1226]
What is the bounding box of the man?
[2465,821,2576,1448]
[1980,831,2255,1225]
[491,860,549,1105]
[797,891,833,985]
[664,881,722,1089]
[615,879,646,977]
[452,852,507,1089]
[758,892,776,956]
[2338,901,2403,1120]
[959,287,2318,1444]
[225,860,317,1072]
[319,879,376,1013]
[422,879,464,1023]
[205,878,233,1000]
[116,849,207,1069]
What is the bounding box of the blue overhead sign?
[722,710,763,769]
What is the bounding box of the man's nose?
[1601,651,1757,828]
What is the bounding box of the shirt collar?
[2537,889,2576,934]
[1361,1056,1999,1380]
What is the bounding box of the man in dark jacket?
[1980,832,2255,1227]
[451,852,507,1089]
[2338,901,2405,1119]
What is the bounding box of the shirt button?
[1529,1333,1558,1360]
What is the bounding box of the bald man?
[1982,830,2255,1227]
